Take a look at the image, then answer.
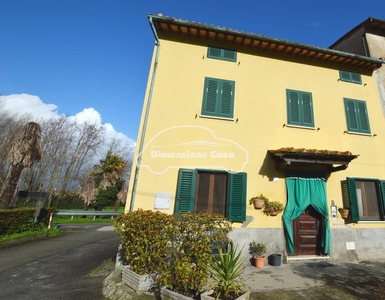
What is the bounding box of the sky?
[1,0,385,143]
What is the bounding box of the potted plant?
[248,194,268,209]
[157,212,233,300]
[114,209,172,293]
[262,200,284,216]
[338,207,349,219]
[201,245,250,300]
[249,242,266,269]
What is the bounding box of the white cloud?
[0,93,59,119]
[67,107,102,124]
[0,93,135,150]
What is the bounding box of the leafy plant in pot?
[248,194,268,209]
[114,209,172,292]
[156,212,232,300]
[202,245,249,300]
[249,242,266,269]
[262,200,284,216]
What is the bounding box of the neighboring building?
[125,14,385,262]
[330,17,385,120]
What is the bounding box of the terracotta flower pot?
[253,198,265,209]
[269,211,279,216]
[339,208,349,219]
[254,256,265,268]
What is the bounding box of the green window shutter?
[357,101,371,134]
[222,49,237,62]
[339,70,362,84]
[287,90,300,126]
[287,89,314,127]
[351,72,362,84]
[202,78,219,116]
[207,46,236,62]
[344,98,371,134]
[344,98,359,132]
[346,178,360,222]
[175,169,197,213]
[302,92,314,127]
[380,181,385,219]
[202,77,234,118]
[227,172,247,222]
[339,70,351,82]
[219,80,234,118]
[207,46,221,59]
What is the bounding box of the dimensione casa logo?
[138,126,249,174]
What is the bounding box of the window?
[342,178,385,222]
[343,98,371,134]
[207,46,237,62]
[286,89,314,127]
[175,169,247,222]
[201,77,235,119]
[339,70,362,84]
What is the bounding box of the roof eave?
[149,14,383,71]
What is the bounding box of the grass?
[0,226,61,245]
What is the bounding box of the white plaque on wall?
[154,192,172,210]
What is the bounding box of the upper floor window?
[343,98,371,134]
[286,89,314,128]
[339,70,362,84]
[207,46,237,62]
[342,178,385,222]
[201,77,235,119]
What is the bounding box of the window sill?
[285,124,315,130]
[344,131,372,136]
[199,115,234,121]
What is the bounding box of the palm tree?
[0,122,43,209]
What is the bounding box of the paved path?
[0,223,119,300]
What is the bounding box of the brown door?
[293,205,323,255]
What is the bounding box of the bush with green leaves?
[208,245,247,300]
[114,209,173,275]
[156,212,232,298]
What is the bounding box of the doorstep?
[286,255,330,263]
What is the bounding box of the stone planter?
[122,266,154,293]
[201,290,250,300]
[160,287,194,300]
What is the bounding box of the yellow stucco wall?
[126,33,385,230]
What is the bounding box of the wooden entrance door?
[293,205,323,255]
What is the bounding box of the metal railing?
[54,210,122,221]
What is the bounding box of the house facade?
[125,14,385,262]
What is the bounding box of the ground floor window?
[175,169,247,222]
[342,178,385,221]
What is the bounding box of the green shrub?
[114,209,173,275]
[156,212,232,298]
[0,207,54,235]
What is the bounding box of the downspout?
[129,16,160,211]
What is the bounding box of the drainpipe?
[129,16,160,211]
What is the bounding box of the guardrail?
[54,210,122,221]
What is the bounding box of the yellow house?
[125,14,385,262]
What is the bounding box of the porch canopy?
[268,147,359,172]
